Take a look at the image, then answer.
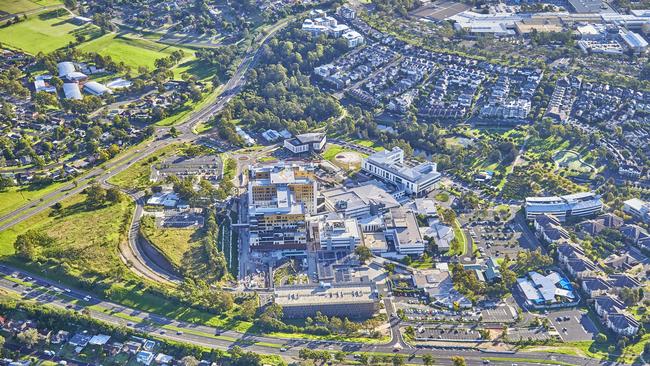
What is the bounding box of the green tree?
[334,351,346,364]
[14,230,55,260]
[85,183,106,207]
[423,354,435,365]
[392,354,405,366]
[354,245,372,264]
[17,328,39,349]
[105,187,122,203]
[178,356,199,366]
[358,354,370,365]
[451,356,466,366]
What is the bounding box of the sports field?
[0,0,61,14]
[0,9,100,54]
[78,33,195,71]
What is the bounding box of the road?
[0,17,288,233]
[0,265,614,366]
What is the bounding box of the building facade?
[274,282,379,318]
[525,192,603,221]
[248,164,318,254]
[362,147,441,197]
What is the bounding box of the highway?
[0,265,616,366]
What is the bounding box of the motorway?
[0,265,615,366]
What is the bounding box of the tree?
[451,356,466,366]
[178,356,199,366]
[422,354,435,365]
[596,333,607,343]
[170,126,179,137]
[0,335,4,354]
[392,354,405,366]
[0,175,14,191]
[17,328,39,349]
[355,245,372,264]
[14,230,55,260]
[105,187,122,203]
[334,351,346,364]
[85,183,106,207]
[63,0,77,9]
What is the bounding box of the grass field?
[553,150,595,173]
[0,9,101,54]
[107,143,182,190]
[140,216,215,280]
[0,0,61,14]
[0,193,132,284]
[78,33,194,72]
[0,182,68,229]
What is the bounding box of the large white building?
[623,198,650,223]
[247,163,318,255]
[63,83,82,100]
[525,192,603,221]
[385,207,425,255]
[362,147,441,197]
[301,12,364,48]
[283,133,326,155]
[310,215,362,251]
[84,81,112,96]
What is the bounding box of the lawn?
[78,33,195,73]
[0,194,133,280]
[447,219,467,257]
[322,144,347,161]
[0,0,61,14]
[139,216,217,280]
[155,85,222,126]
[141,218,200,268]
[107,143,182,190]
[0,181,68,230]
[0,9,101,54]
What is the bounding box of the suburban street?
[0,16,290,234]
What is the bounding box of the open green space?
[139,216,221,280]
[141,217,201,269]
[0,0,61,14]
[0,9,101,54]
[447,219,467,256]
[553,150,595,173]
[78,32,195,73]
[0,181,68,232]
[155,85,222,126]
[0,193,132,273]
[107,143,182,190]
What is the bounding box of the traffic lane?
[0,267,605,366]
[0,277,601,366]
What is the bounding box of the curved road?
[0,18,290,286]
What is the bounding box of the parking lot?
[394,301,482,323]
[507,326,554,342]
[465,218,534,259]
[480,305,518,323]
[413,325,484,342]
[547,309,599,342]
[409,1,470,20]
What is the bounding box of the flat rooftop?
[274,283,377,306]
